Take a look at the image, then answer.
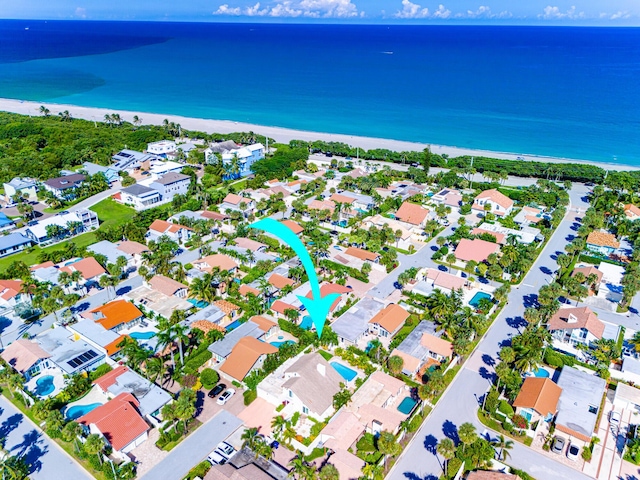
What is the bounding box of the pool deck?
[329,359,364,385]
[462,286,496,307]
[25,368,66,399]
[64,385,108,416]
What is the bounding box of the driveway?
[0,396,91,480]
[140,410,243,480]
[387,185,593,480]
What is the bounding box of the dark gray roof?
[121,184,157,196]
[155,172,190,186]
[43,173,85,190]
[208,321,262,358]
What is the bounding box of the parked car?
[610,410,621,426]
[59,210,69,215]
[217,388,236,405]
[208,384,226,398]
[216,441,236,459]
[207,449,228,465]
[393,281,402,290]
[551,436,566,454]
[567,443,580,461]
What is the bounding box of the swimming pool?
[34,375,55,396]
[226,320,242,331]
[330,362,357,382]
[300,316,313,330]
[397,396,418,415]
[270,340,296,348]
[130,331,156,340]
[469,292,492,308]
[187,299,209,308]
[65,403,102,420]
[533,368,550,378]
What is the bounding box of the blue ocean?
[0,20,639,164]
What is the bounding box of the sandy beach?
[1,98,636,171]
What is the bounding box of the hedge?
[200,368,219,389]
[498,400,515,417]
[243,389,257,406]
[183,351,213,375]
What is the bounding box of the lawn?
[0,199,134,272]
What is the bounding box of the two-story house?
[586,231,620,256]
[148,172,190,198]
[1,339,53,380]
[42,173,86,200]
[547,306,606,354]
[368,304,410,339]
[145,219,193,245]
[81,299,144,334]
[472,189,514,217]
[219,193,255,217]
[118,184,162,210]
[3,177,38,203]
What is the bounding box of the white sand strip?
[0,97,636,171]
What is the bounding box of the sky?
[2,0,639,25]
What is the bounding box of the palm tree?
[362,463,384,480]
[631,331,640,353]
[155,327,176,368]
[491,434,514,460]
[241,427,260,450]
[318,463,339,480]
[172,324,189,365]
[387,355,403,375]
[377,430,401,467]
[145,356,165,383]
[83,434,105,465]
[458,422,477,452]
[287,451,313,479]
[271,415,287,438]
[437,437,456,476]
[58,110,72,121]
[39,105,50,116]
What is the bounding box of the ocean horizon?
[1,20,639,165]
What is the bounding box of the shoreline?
[1,97,637,172]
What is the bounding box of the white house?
[42,173,86,199]
[145,220,193,245]
[3,177,38,203]
[147,172,190,198]
[472,189,514,216]
[547,306,606,354]
[117,184,162,210]
[147,140,177,156]
[219,193,255,217]
[24,209,99,245]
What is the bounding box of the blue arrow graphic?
[249,218,340,338]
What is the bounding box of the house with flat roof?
[183,303,227,328]
[112,149,160,171]
[81,299,144,333]
[146,219,193,244]
[42,173,86,199]
[258,353,344,419]
[586,231,620,256]
[416,268,467,296]
[3,177,38,202]
[512,377,562,424]
[454,238,500,263]
[332,297,386,347]
[547,306,606,355]
[473,222,540,245]
[1,339,52,380]
[368,304,410,339]
[147,140,177,156]
[431,188,463,208]
[78,392,150,458]
[472,189,514,217]
[87,240,148,270]
[0,233,32,258]
[67,319,127,358]
[36,327,106,376]
[514,205,545,226]
[555,366,606,442]
[208,143,264,179]
[24,209,99,245]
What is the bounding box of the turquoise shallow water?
[1,20,639,164]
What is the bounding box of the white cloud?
[538,5,585,19]
[214,0,362,18]
[610,10,631,20]
[457,6,512,19]
[394,0,429,19]
[74,7,87,18]
[432,4,451,18]
[214,4,242,15]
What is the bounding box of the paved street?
[388,184,594,480]
[0,276,143,347]
[0,396,91,480]
[140,410,243,480]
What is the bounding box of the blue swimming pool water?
[533,368,550,378]
[187,299,209,308]
[64,258,81,266]
[66,403,102,420]
[397,396,418,415]
[270,340,296,348]
[226,320,242,331]
[34,375,55,396]
[469,292,492,308]
[330,362,357,382]
[300,316,313,330]
[130,331,156,340]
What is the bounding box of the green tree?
[387,355,404,375]
[458,422,477,453]
[318,463,340,480]
[84,433,105,465]
[437,437,456,477]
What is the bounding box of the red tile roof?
[149,219,192,234]
[93,365,129,391]
[149,275,187,297]
[78,392,149,452]
[238,284,261,297]
[454,238,500,263]
[271,300,296,315]
[60,257,107,280]
[586,231,620,248]
[420,333,454,358]
[268,273,294,290]
[194,254,238,272]
[329,193,356,204]
[344,247,380,262]
[0,280,23,301]
[219,337,278,381]
[474,189,514,210]
[222,193,244,205]
[547,306,605,339]
[369,304,410,334]
[282,220,303,235]
[395,202,429,225]
[85,300,143,331]
[472,228,505,244]
[104,335,128,356]
[304,283,351,311]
